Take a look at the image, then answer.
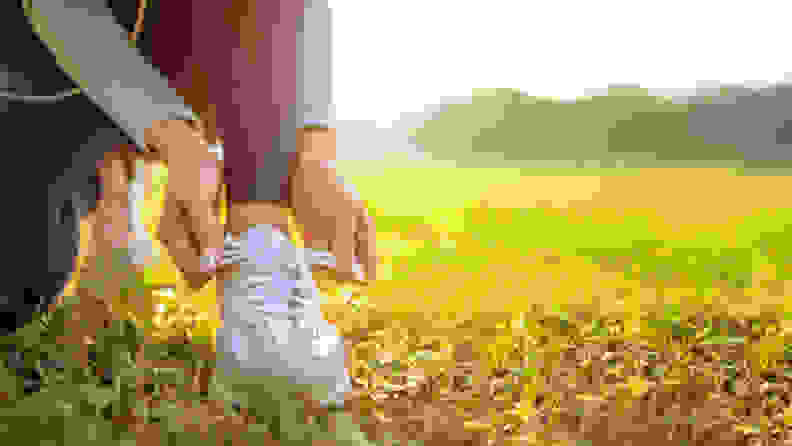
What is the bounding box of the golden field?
[57,157,792,444]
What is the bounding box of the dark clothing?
[0,0,332,335]
[23,0,332,203]
[144,0,332,203]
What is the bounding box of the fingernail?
[200,248,223,272]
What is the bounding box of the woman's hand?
[145,119,225,275]
[290,128,378,282]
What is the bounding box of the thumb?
[200,218,226,272]
[330,216,359,282]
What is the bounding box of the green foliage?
[0,301,378,445]
[455,204,770,297]
[752,223,792,280]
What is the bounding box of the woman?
[12,0,378,439]
[140,0,363,410]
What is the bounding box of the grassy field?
[336,159,792,309]
[331,158,792,443]
[11,88,792,444]
[125,152,792,440]
[14,156,792,445]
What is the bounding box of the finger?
[329,216,358,283]
[164,126,224,256]
[356,208,378,282]
[303,236,331,253]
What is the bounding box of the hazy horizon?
[330,0,792,128]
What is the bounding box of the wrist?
[297,127,336,163]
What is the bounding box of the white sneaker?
[216,224,355,408]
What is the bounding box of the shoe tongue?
[239,224,294,262]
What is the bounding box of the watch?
[303,121,330,130]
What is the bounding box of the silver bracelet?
[303,120,330,130]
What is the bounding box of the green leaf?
[696,326,714,339]
[588,325,608,338]
[698,336,744,345]
[0,367,20,405]
[720,359,736,368]
[78,384,118,414]
[368,359,383,369]
[411,350,432,361]
[672,323,697,339]
[150,400,184,427]
[390,360,404,372]
[510,367,537,378]
[150,367,188,387]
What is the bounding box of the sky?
[329,0,792,127]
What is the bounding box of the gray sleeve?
[26,0,197,151]
[299,0,334,127]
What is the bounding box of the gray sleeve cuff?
[299,0,334,127]
[27,0,197,151]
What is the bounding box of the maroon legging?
[146,0,302,204]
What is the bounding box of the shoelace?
[224,230,321,312]
[221,227,363,315]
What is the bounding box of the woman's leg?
[74,145,145,330]
[146,2,367,439]
[45,145,134,368]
